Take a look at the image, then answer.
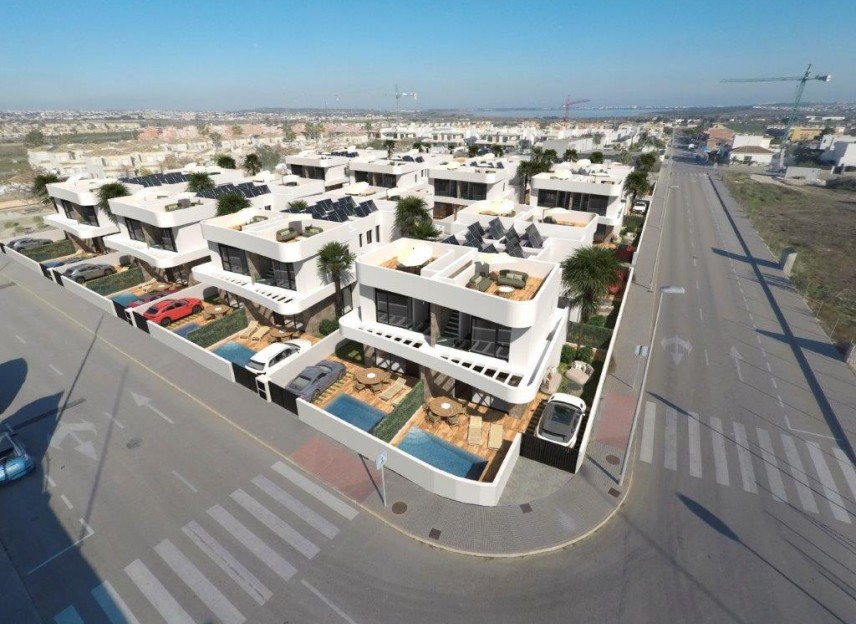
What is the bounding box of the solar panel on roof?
[366,200,378,213]
[505,228,519,242]
[481,244,497,254]
[496,162,504,169]
[415,156,424,163]
[467,223,483,241]
[525,224,544,249]
[488,218,505,240]
[443,235,459,245]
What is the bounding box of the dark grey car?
[8,237,52,251]
[62,263,115,283]
[285,360,346,401]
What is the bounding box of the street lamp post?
[619,285,685,486]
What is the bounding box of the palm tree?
[186,172,215,193]
[491,144,504,158]
[209,131,223,148]
[216,192,251,216]
[243,154,262,176]
[409,219,442,241]
[592,132,604,147]
[97,182,129,223]
[317,241,356,317]
[394,196,432,237]
[635,152,657,172]
[215,154,236,169]
[467,145,479,158]
[563,148,578,163]
[447,143,456,155]
[624,170,650,205]
[412,141,425,153]
[383,140,396,158]
[561,246,621,344]
[33,173,58,204]
[590,151,604,164]
[543,148,558,163]
[288,200,309,212]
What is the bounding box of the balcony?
[104,234,208,269]
[43,213,118,239]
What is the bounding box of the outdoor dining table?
[428,397,463,424]
[355,368,388,391]
[205,304,230,319]
[268,326,293,342]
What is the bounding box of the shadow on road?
[0,358,27,414]
[756,328,846,363]
[711,247,779,269]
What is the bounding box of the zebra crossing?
[638,402,856,525]
[52,460,358,624]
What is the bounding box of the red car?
[126,289,180,308]
[142,298,202,326]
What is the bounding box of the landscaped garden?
[86,266,145,296]
[20,239,75,262]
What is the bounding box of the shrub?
[587,315,607,327]
[577,346,594,364]
[187,310,248,348]
[335,339,364,364]
[560,344,577,364]
[86,266,144,295]
[373,380,423,442]
[21,239,74,262]
[568,321,613,349]
[319,318,339,336]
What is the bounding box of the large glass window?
[126,218,145,242]
[375,289,411,329]
[219,244,249,275]
[354,170,370,184]
[59,199,75,220]
[80,206,99,226]
[156,228,177,252]
[459,182,487,201]
[469,317,511,361]
[271,260,296,290]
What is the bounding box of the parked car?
[536,393,587,448]
[126,289,180,308]
[285,360,345,400]
[142,297,202,326]
[0,428,35,485]
[42,258,76,268]
[631,200,648,214]
[7,237,52,251]
[62,263,115,283]
[246,339,312,375]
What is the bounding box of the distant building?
[787,126,824,142]
[728,145,776,166]
[705,124,735,151]
[731,134,772,150]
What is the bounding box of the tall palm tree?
[563,148,578,163]
[215,154,236,169]
[97,182,129,223]
[394,196,432,237]
[33,173,58,204]
[186,172,215,193]
[216,192,251,216]
[317,241,356,317]
[561,246,621,344]
[543,148,558,163]
[383,140,396,158]
[409,219,441,241]
[412,141,425,153]
[467,145,479,158]
[624,170,650,205]
[491,144,504,158]
[635,152,657,172]
[590,151,604,164]
[243,154,262,176]
[447,143,456,155]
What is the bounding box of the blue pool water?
[325,394,385,433]
[212,341,256,367]
[174,322,199,338]
[111,292,140,307]
[398,427,487,480]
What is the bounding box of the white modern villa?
[285,151,354,191]
[428,157,519,219]
[347,151,443,196]
[43,176,123,253]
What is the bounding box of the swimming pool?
[398,427,487,480]
[111,292,140,307]
[325,394,385,432]
[174,322,199,338]
[212,341,256,367]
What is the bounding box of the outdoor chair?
[496,269,528,289]
[468,274,492,292]
[468,415,483,446]
[380,377,407,402]
[355,380,366,391]
[239,320,259,340]
[250,325,270,342]
[488,423,504,450]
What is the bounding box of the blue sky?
[1,0,854,110]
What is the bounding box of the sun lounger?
[488,423,503,450]
[380,377,407,402]
[238,320,259,340]
[250,325,270,342]
[468,415,483,446]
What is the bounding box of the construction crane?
[722,64,831,169]
[395,85,418,121]
[563,96,591,124]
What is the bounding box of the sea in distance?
[437,108,664,119]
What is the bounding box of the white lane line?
[704,350,710,367]
[49,364,63,376]
[171,470,198,493]
[806,443,851,524]
[230,489,319,559]
[47,475,57,488]
[710,416,730,486]
[60,494,74,510]
[777,395,785,408]
[833,449,856,501]
[765,362,772,373]
[125,559,195,624]
[252,475,340,539]
[272,462,358,520]
[732,423,758,494]
[28,518,94,575]
[301,579,359,624]
[183,521,271,606]
[693,258,698,267]
[664,408,677,471]
[687,413,702,478]
[207,505,296,582]
[698,308,704,321]
[53,606,85,624]
[104,411,125,429]
[155,539,245,624]
[15,334,25,344]
[756,335,762,344]
[780,434,819,514]
[640,402,656,464]
[771,378,778,389]
[695,279,700,290]
[92,580,141,624]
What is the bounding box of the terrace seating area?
[465,263,544,301]
[314,356,418,413]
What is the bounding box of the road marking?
[640,402,656,464]
[15,334,25,344]
[28,518,94,575]
[833,449,856,501]
[664,408,677,471]
[104,411,125,429]
[47,475,57,488]
[771,378,778,389]
[698,308,704,321]
[704,349,709,366]
[131,393,174,424]
[732,423,758,494]
[183,521,272,606]
[301,579,360,624]
[687,413,702,478]
[53,606,85,624]
[805,443,850,524]
[208,505,297,582]
[49,364,63,376]
[60,494,73,510]
[230,489,319,559]
[693,258,697,267]
[171,470,198,493]
[748,313,755,325]
[92,580,141,624]
[125,559,195,624]
[765,362,772,373]
[758,428,788,502]
[272,462,358,520]
[780,435,819,514]
[253,475,340,539]
[709,416,730,486]
[756,335,762,344]
[695,279,700,290]
[155,539,245,624]
[777,395,785,408]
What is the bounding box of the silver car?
[8,237,52,251]
[63,263,115,283]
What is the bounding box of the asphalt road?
[1,149,855,623]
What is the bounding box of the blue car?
[285,360,346,401]
[0,429,35,484]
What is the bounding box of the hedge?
[567,321,613,349]
[373,379,423,442]
[86,266,144,295]
[187,309,248,348]
[22,239,75,262]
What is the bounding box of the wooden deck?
[480,272,544,301]
[315,356,417,413]
[378,256,439,274]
